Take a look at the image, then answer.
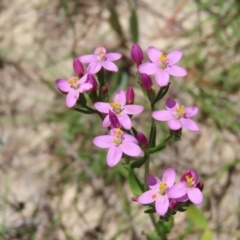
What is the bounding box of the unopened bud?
[73,58,84,77]
[87,74,98,91]
[131,44,143,66]
[126,87,134,104]
[196,182,204,191]
[109,110,121,128]
[170,128,182,141]
[137,132,149,148]
[101,86,108,95]
[131,196,139,202]
[169,199,178,211]
[141,73,153,90]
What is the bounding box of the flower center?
[158,53,168,69]
[68,77,79,90]
[158,182,167,195]
[112,129,123,146]
[96,49,105,62]
[173,106,185,119]
[110,101,123,115]
[185,174,195,188]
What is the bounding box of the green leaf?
[128,167,143,195]
[149,121,156,148]
[149,144,166,154]
[73,108,96,114]
[146,231,159,240]
[129,10,138,43]
[186,205,208,230]
[199,229,213,240]
[108,8,123,36]
[153,84,170,104]
[130,157,146,169]
[144,208,156,214]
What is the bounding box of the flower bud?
[131,196,139,202]
[126,87,134,104]
[131,44,144,66]
[109,110,121,128]
[170,128,182,141]
[196,182,204,191]
[141,73,153,90]
[169,199,178,211]
[73,58,84,77]
[101,86,108,95]
[137,132,149,148]
[87,74,98,91]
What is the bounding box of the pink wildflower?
[94,90,144,130]
[131,44,144,66]
[152,98,199,132]
[79,46,122,74]
[138,168,180,216]
[170,169,203,205]
[138,46,187,87]
[55,76,92,108]
[93,128,142,167]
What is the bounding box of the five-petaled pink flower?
[94,90,144,130]
[138,46,187,87]
[55,76,93,108]
[79,46,122,74]
[152,98,199,132]
[138,168,182,216]
[93,128,142,167]
[169,169,203,205]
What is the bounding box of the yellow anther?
[68,77,78,85]
[98,49,105,56]
[114,128,122,137]
[112,137,122,146]
[186,175,194,188]
[158,182,167,195]
[174,106,186,119]
[110,102,122,114]
[159,53,168,63]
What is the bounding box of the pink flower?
[79,46,122,74]
[94,90,144,130]
[93,128,142,167]
[170,169,203,205]
[138,46,187,87]
[55,76,93,108]
[152,98,199,132]
[138,168,180,216]
[131,44,144,66]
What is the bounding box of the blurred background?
[0,0,240,239]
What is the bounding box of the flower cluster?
[137,168,203,216]
[55,43,204,221]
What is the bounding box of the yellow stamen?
[112,137,122,146]
[174,106,186,119]
[110,102,122,114]
[186,175,194,188]
[68,77,78,85]
[159,53,168,63]
[158,182,167,195]
[98,49,104,56]
[114,128,122,137]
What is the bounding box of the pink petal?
[79,54,95,63]
[94,46,106,55]
[79,74,88,84]
[114,90,126,105]
[102,115,111,128]
[188,187,203,205]
[152,110,173,121]
[168,182,187,199]
[165,98,179,110]
[123,105,144,115]
[121,142,142,157]
[87,62,102,74]
[167,50,182,65]
[122,134,138,144]
[105,53,122,61]
[162,168,176,187]
[180,169,198,183]
[138,63,158,75]
[147,46,161,63]
[102,61,118,72]
[107,146,123,167]
[93,135,113,148]
[155,195,169,216]
[118,114,132,129]
[166,65,187,77]
[185,106,198,117]
[56,79,71,92]
[94,102,110,113]
[175,194,189,202]
[147,175,160,189]
[66,90,79,108]
[168,119,182,130]
[79,82,93,92]
[180,118,200,132]
[155,70,170,87]
[138,190,157,204]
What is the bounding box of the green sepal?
[153,83,170,104]
[73,107,96,114]
[130,157,147,169]
[127,166,144,195]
